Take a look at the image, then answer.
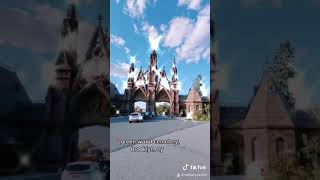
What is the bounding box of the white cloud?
[110,62,130,78]
[0,5,95,60]
[175,4,210,63]
[177,0,202,10]
[202,47,210,63]
[124,0,148,18]
[163,17,193,48]
[142,22,163,51]
[41,60,55,88]
[110,34,130,54]
[130,56,136,64]
[200,80,209,96]
[160,24,167,32]
[0,6,64,54]
[178,81,182,91]
[110,34,125,46]
[122,80,128,90]
[133,23,139,34]
[289,69,314,110]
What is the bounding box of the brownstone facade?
[212,71,320,178]
[185,86,209,119]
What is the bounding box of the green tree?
[269,40,296,111]
[271,154,301,180]
[271,135,320,180]
[156,104,169,115]
[193,74,203,96]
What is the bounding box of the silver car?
[129,112,144,123]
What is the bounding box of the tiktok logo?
[183,164,188,171]
[182,163,207,171]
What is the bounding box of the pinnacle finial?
[67,2,76,18]
[98,14,102,25]
[98,0,103,23]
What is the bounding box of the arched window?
[196,105,199,111]
[276,137,285,156]
[188,105,191,112]
[251,137,256,162]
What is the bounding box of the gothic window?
[276,137,285,156]
[251,137,256,162]
[196,105,199,111]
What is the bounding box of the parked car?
[61,161,106,180]
[129,112,144,123]
[140,112,147,120]
[145,112,151,118]
[142,112,152,119]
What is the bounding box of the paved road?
[110,115,205,152]
[111,122,211,180]
[0,173,60,180]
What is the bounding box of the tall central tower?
[147,50,158,114]
[170,59,179,115]
[42,1,79,166]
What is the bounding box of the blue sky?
[0,0,107,102]
[214,0,320,109]
[110,0,210,96]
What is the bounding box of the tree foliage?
[156,104,169,115]
[192,105,210,121]
[269,40,296,111]
[271,135,320,180]
[193,74,203,96]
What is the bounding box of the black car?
[141,112,148,120]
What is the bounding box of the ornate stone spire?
[129,62,135,74]
[137,66,145,80]
[85,13,106,60]
[172,58,178,82]
[62,2,78,37]
[126,62,135,89]
[54,2,79,88]
[161,66,166,77]
[150,50,157,67]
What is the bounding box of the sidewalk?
[111,122,210,180]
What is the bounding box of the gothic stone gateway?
[41,2,109,165]
[122,50,179,116]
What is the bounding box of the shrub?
[270,135,320,180]
[192,109,209,121]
